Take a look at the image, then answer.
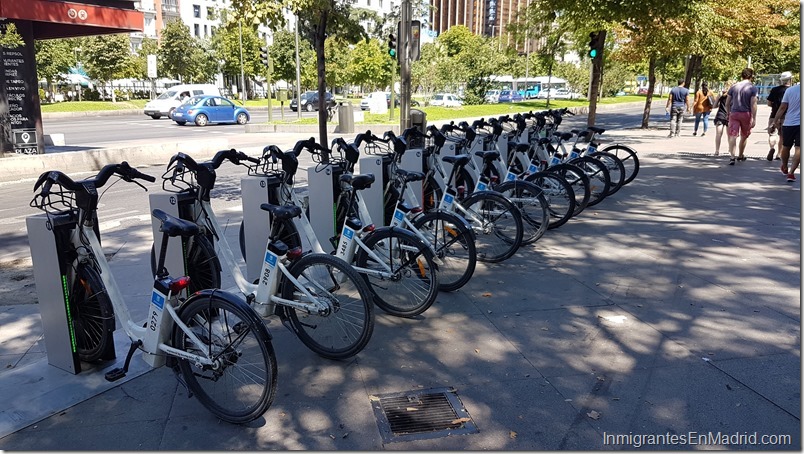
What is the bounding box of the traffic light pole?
[399,0,412,131]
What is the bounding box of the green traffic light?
[389,49,396,57]
[589,49,598,58]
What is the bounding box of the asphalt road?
[41,103,656,149]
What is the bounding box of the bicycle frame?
[70,220,216,369]
[195,199,331,317]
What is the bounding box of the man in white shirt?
[773,81,801,182]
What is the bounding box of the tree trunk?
[316,9,329,161]
[110,80,116,103]
[684,55,702,91]
[587,30,606,127]
[641,54,656,129]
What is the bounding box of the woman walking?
[712,81,732,156]
[693,82,714,136]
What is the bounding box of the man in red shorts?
[725,67,759,165]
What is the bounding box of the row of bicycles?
[28,107,638,424]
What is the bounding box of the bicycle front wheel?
[548,164,590,217]
[70,263,115,362]
[355,227,439,317]
[173,293,277,424]
[524,171,576,229]
[461,191,523,263]
[495,180,549,245]
[282,253,374,359]
[590,151,625,196]
[412,210,477,292]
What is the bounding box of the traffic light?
[259,46,269,66]
[388,33,397,59]
[588,32,603,59]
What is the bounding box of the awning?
[0,0,143,39]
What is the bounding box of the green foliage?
[158,20,197,80]
[211,15,265,80]
[270,28,305,83]
[82,34,131,84]
[347,38,391,89]
[124,38,159,80]
[35,39,76,85]
[0,22,24,48]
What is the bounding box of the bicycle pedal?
[105,367,126,382]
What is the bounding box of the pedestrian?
[692,81,714,136]
[773,81,800,182]
[765,71,793,160]
[712,81,732,156]
[665,79,691,138]
[725,68,758,165]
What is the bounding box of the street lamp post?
[239,20,247,102]
[73,47,82,102]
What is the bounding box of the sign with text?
[147,54,157,78]
[0,20,44,154]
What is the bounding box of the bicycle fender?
[182,289,272,340]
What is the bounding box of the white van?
[144,84,220,119]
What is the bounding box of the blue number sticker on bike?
[392,209,405,227]
[587,146,597,155]
[264,251,278,268]
[476,182,487,191]
[343,226,354,240]
[569,151,579,159]
[505,172,517,182]
[441,192,455,210]
[527,163,538,174]
[549,156,561,166]
[151,290,165,311]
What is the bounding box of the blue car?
[172,95,250,126]
[498,90,524,103]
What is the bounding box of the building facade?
[429,0,531,48]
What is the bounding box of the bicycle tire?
[601,144,640,185]
[461,191,523,263]
[173,291,277,424]
[547,164,590,217]
[524,171,576,229]
[149,234,221,294]
[494,179,549,245]
[411,210,477,292]
[590,151,625,196]
[238,219,302,263]
[70,262,115,363]
[282,252,375,359]
[354,227,439,317]
[570,156,611,207]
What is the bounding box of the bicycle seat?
[442,154,471,167]
[512,143,530,154]
[259,203,302,220]
[588,126,606,134]
[152,209,200,237]
[538,137,552,145]
[396,168,424,182]
[474,150,500,162]
[339,173,375,190]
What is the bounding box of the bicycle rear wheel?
[547,164,590,217]
[460,191,523,263]
[282,253,374,359]
[601,144,640,185]
[355,228,439,317]
[412,210,477,292]
[70,263,115,363]
[149,234,221,294]
[571,156,611,207]
[173,293,277,424]
[524,171,576,229]
[495,180,549,245]
[590,151,625,196]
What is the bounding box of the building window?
[211,26,216,36]
[367,0,371,6]
[207,7,214,19]
[204,25,208,36]
[194,23,200,37]
[193,4,200,18]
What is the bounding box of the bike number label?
[476,181,488,191]
[549,156,562,166]
[587,146,597,155]
[440,192,455,210]
[149,290,167,331]
[261,250,278,285]
[338,226,354,257]
[391,209,405,228]
[569,151,579,160]
[505,171,517,182]
[527,163,538,174]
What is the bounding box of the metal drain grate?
[370,387,478,443]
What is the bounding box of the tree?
[35,39,76,98]
[211,13,265,83]
[82,33,131,102]
[324,36,351,91]
[125,38,159,80]
[158,19,197,82]
[269,28,303,84]
[346,38,390,90]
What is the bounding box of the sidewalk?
[0,114,800,449]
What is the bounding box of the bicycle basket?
[30,180,77,216]
[161,158,196,194]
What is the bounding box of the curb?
[0,138,229,183]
